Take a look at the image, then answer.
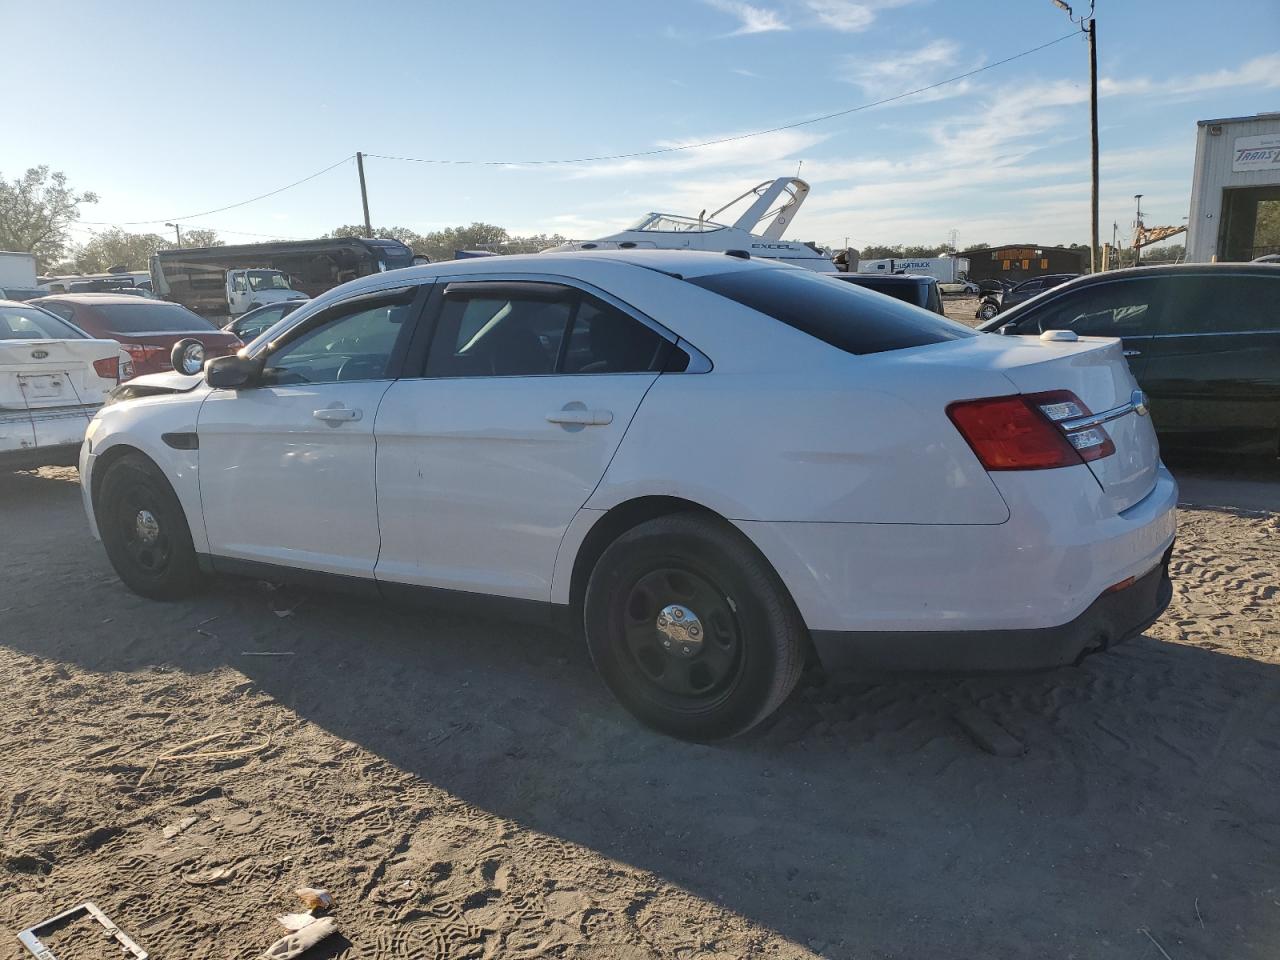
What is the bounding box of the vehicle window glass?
[0,305,86,339]
[688,267,974,356]
[265,301,411,384]
[1165,274,1278,335]
[1015,279,1160,337]
[1017,280,1044,292]
[232,275,247,293]
[562,297,667,373]
[426,291,570,377]
[36,301,75,321]
[92,302,216,333]
[925,283,943,315]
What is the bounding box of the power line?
[76,155,355,226]
[368,31,1079,167]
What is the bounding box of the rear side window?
[92,302,216,333]
[1165,274,1279,335]
[688,267,974,355]
[0,305,86,339]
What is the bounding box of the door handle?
[313,407,361,422]
[546,409,613,426]
[1123,349,1142,358]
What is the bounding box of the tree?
[177,228,222,249]
[0,166,98,269]
[961,242,990,252]
[324,224,425,247]
[73,229,169,273]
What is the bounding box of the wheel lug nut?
[673,609,684,620]
[689,625,700,637]
[657,617,668,627]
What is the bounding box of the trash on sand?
[272,602,302,619]
[17,901,147,960]
[163,815,199,839]
[294,887,334,911]
[257,916,337,960]
[182,865,236,886]
[139,730,273,785]
[276,913,318,932]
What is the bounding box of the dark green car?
[979,264,1280,455]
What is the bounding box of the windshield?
[0,305,87,339]
[626,213,725,233]
[92,302,217,333]
[247,270,292,291]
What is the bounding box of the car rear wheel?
[978,301,999,321]
[584,513,806,740]
[97,454,203,599]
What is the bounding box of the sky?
[2,0,1278,255]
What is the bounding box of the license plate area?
[19,374,69,401]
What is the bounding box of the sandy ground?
[1,463,1278,960]
[942,295,982,327]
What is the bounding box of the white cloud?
[564,128,826,180]
[703,0,789,36]
[838,39,964,100]
[1102,52,1280,98]
[805,0,914,33]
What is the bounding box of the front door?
[198,288,422,577]
[374,279,673,600]
[1142,272,1280,446]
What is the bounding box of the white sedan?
[80,251,1177,739]
[2,299,128,470]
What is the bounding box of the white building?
[1186,112,1280,262]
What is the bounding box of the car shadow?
[3,468,1279,957]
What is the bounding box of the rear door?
[1142,272,1280,447]
[374,278,672,601]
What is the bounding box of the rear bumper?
[810,548,1173,674]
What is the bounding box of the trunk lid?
[0,339,120,411]
[906,333,1159,513]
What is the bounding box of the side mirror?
[997,322,1016,336]
[171,338,205,375]
[205,353,262,389]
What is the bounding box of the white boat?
[546,177,836,272]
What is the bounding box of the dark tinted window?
[0,305,86,339]
[91,302,216,333]
[1013,278,1162,337]
[36,301,75,321]
[1165,274,1279,335]
[562,297,667,373]
[688,267,974,355]
[832,276,927,308]
[427,290,570,377]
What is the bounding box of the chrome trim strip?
[1058,393,1144,432]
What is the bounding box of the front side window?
[247,270,290,291]
[0,305,86,339]
[426,283,669,378]
[1013,279,1162,337]
[35,301,75,321]
[688,266,974,356]
[1164,274,1278,335]
[264,300,412,384]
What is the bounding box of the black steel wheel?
[97,453,202,599]
[584,513,807,740]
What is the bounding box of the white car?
[1,299,129,470]
[79,251,1177,739]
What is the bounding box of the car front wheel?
[584,513,807,740]
[977,301,999,321]
[97,453,203,599]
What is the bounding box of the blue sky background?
[3,0,1277,253]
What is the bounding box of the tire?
[583,513,807,740]
[97,454,203,599]
[978,301,999,321]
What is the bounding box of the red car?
[30,294,241,378]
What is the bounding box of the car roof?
[839,273,933,283]
[32,292,179,305]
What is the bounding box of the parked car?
[1,299,129,469]
[30,294,241,378]
[222,298,310,343]
[979,263,1280,454]
[829,273,945,315]
[976,274,1079,321]
[81,251,1175,739]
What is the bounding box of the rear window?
[91,302,216,333]
[0,305,86,340]
[687,267,974,355]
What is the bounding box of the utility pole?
[1133,194,1144,267]
[165,222,183,247]
[1050,2,1098,272]
[356,151,372,237]
[1087,17,1099,274]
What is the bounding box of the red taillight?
[92,356,119,381]
[122,343,167,368]
[947,389,1114,471]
